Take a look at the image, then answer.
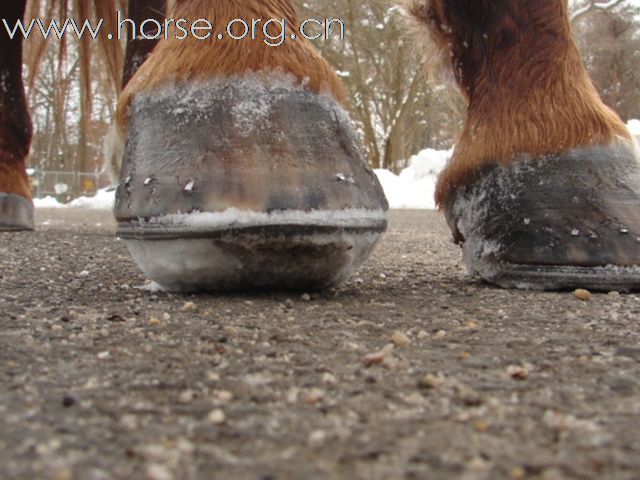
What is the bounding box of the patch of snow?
[135,281,166,292]
[375,148,452,209]
[33,196,66,209]
[627,119,640,143]
[133,208,388,232]
[34,188,115,210]
[68,188,115,209]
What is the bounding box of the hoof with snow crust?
[444,141,640,291]
[123,210,386,292]
[115,78,388,292]
[0,193,34,231]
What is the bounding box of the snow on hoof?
[444,141,640,291]
[0,193,34,231]
[114,77,388,292]
[121,210,385,292]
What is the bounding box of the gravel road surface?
[1,209,639,480]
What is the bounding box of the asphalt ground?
[1,208,639,480]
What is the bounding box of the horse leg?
[0,0,34,231]
[113,0,388,292]
[105,0,167,180]
[412,0,640,291]
[122,0,167,87]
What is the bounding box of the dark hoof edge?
[478,264,640,292]
[115,77,388,292]
[117,211,387,292]
[0,193,34,231]
[445,141,640,291]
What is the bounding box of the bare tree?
[571,0,627,22]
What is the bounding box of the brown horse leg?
[105,0,167,179]
[122,0,167,88]
[0,0,34,231]
[412,0,640,290]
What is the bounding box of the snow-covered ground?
[32,119,640,211]
[34,187,116,210]
[374,148,451,210]
[628,118,640,139]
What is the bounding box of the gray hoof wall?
[445,142,640,291]
[115,78,388,292]
[0,193,34,231]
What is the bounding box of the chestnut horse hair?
[117,0,347,131]
[409,0,631,206]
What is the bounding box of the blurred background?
[20,0,640,204]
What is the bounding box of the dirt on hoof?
[1,209,639,480]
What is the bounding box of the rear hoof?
[115,77,388,292]
[444,141,640,291]
[0,193,34,231]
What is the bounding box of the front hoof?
[115,78,388,292]
[0,193,34,231]
[445,142,640,291]
[122,211,386,292]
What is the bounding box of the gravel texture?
[1,208,640,480]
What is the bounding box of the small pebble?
[308,430,327,447]
[363,344,394,366]
[207,409,226,425]
[434,330,447,339]
[216,390,234,403]
[511,467,526,480]
[146,464,174,480]
[417,330,429,339]
[322,372,337,384]
[120,414,138,431]
[507,365,529,380]
[286,387,300,403]
[148,318,161,327]
[52,468,73,480]
[574,289,592,301]
[473,419,490,432]
[419,374,442,389]
[162,312,172,321]
[391,331,411,347]
[97,351,110,360]
[301,293,311,302]
[304,388,325,404]
[181,301,197,311]
[223,326,238,336]
[178,390,195,404]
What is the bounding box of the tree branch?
[571,0,626,23]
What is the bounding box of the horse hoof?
[444,141,640,291]
[0,193,34,231]
[115,78,388,292]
